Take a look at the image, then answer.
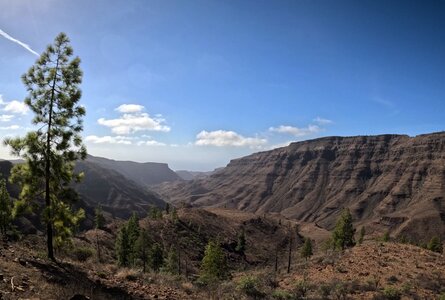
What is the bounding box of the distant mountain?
[0,159,166,224]
[155,132,445,241]
[74,160,165,219]
[176,170,215,181]
[87,155,181,186]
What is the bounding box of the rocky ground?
[0,208,444,299]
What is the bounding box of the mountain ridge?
[154,132,445,241]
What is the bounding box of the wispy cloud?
[0,29,39,56]
[372,96,395,109]
[372,96,399,116]
[313,117,333,125]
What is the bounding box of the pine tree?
[94,205,106,230]
[235,229,246,255]
[164,202,170,214]
[115,225,130,267]
[135,228,151,272]
[94,205,105,262]
[301,237,313,261]
[4,33,86,260]
[358,226,365,244]
[149,206,162,220]
[126,213,140,265]
[427,236,443,253]
[0,179,12,235]
[164,246,179,274]
[149,243,164,272]
[171,207,178,223]
[200,240,228,282]
[332,208,356,250]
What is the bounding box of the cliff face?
[156,132,445,239]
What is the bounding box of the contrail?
[0,29,39,56]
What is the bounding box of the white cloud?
[0,29,39,56]
[269,125,321,137]
[85,135,132,145]
[313,117,333,125]
[0,125,20,130]
[3,100,29,115]
[195,130,267,148]
[137,140,166,146]
[0,115,14,122]
[115,104,144,113]
[98,105,170,135]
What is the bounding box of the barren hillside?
[155,132,445,241]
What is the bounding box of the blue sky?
[1,0,444,170]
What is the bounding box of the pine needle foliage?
[332,208,356,250]
[4,33,86,260]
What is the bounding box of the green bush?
[272,289,295,300]
[72,247,94,262]
[382,286,401,300]
[237,275,265,299]
[293,280,312,299]
[318,284,333,299]
[427,236,443,253]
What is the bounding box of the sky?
[0,0,445,171]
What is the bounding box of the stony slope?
[155,132,445,241]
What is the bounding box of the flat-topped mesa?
[86,154,182,186]
[156,132,445,241]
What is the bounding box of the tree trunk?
[45,55,60,261]
[96,231,101,262]
[177,247,181,275]
[185,256,188,279]
[287,235,292,274]
[274,246,278,273]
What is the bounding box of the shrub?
[72,247,94,262]
[427,236,443,253]
[237,275,265,299]
[332,282,348,300]
[358,226,365,244]
[382,286,401,300]
[272,289,295,300]
[382,231,390,242]
[116,268,140,281]
[293,280,312,299]
[318,284,333,299]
